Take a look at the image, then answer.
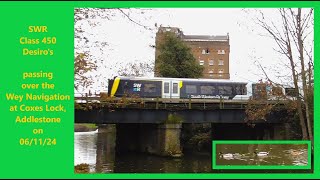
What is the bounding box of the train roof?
[113,76,248,84]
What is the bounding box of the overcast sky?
[75,8,313,93]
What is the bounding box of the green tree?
[157,32,203,78]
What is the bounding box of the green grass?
[74,123,97,132]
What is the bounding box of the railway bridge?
[75,96,295,157]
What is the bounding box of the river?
[216,144,308,166]
[74,129,310,173]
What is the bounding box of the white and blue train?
[108,76,249,100]
[107,76,298,101]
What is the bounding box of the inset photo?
[212,141,311,170]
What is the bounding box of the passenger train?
[107,76,297,100]
[108,76,249,100]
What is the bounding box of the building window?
[209,60,214,66]
[219,74,223,77]
[208,70,214,77]
[218,50,225,54]
[218,60,224,65]
[199,60,204,66]
[202,48,210,54]
[218,69,224,73]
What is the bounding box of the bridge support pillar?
[97,124,116,133]
[157,124,183,157]
[116,123,183,157]
[95,124,116,173]
[138,124,183,157]
[272,124,286,140]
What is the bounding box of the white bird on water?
[219,152,243,160]
[220,153,234,159]
[254,151,269,157]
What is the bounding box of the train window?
[252,84,267,99]
[173,83,178,94]
[164,82,169,93]
[235,86,241,94]
[186,85,197,94]
[218,86,224,94]
[218,86,232,94]
[225,86,232,94]
[200,86,215,94]
[242,85,247,94]
[285,88,297,97]
[257,84,266,91]
[144,84,157,93]
[272,86,283,96]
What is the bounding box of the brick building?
[155,27,230,79]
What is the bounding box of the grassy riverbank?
[74,123,97,132]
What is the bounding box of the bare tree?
[74,53,97,90]
[117,61,154,77]
[74,8,156,92]
[245,8,314,140]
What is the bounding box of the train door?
[162,80,180,98]
[171,80,180,98]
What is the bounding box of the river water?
[74,130,310,173]
[216,144,308,166]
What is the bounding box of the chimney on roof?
[227,32,230,43]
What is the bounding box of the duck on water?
[219,152,234,159]
[219,151,269,159]
[290,150,304,156]
[219,152,242,159]
[254,151,269,157]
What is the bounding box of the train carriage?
[108,76,248,100]
[180,80,247,99]
[108,78,162,98]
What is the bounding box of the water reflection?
[74,130,98,173]
[114,152,212,173]
[216,144,308,166]
[75,131,310,173]
[74,130,213,173]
